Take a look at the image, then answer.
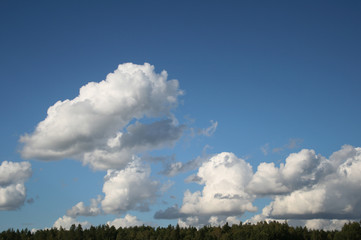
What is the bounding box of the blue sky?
[1,0,361,231]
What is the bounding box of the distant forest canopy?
[1,221,361,240]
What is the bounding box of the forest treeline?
[1,221,361,240]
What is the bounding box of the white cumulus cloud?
[177,215,239,228]
[158,145,361,229]
[253,145,361,220]
[53,215,91,230]
[208,216,240,227]
[20,63,183,170]
[0,161,32,210]
[101,157,159,214]
[66,196,102,217]
[107,214,143,228]
[247,162,288,195]
[179,152,256,217]
[303,219,350,231]
[178,216,201,228]
[248,149,331,196]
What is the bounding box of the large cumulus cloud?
[245,145,361,230]
[179,152,256,216]
[263,145,361,220]
[0,161,32,210]
[156,152,257,226]
[21,63,187,229]
[156,145,361,229]
[20,63,183,170]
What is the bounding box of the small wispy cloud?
[197,120,218,137]
[272,138,303,153]
[190,120,218,137]
[261,139,303,155]
[160,145,213,177]
[261,143,270,156]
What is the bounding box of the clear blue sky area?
[0,0,360,231]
